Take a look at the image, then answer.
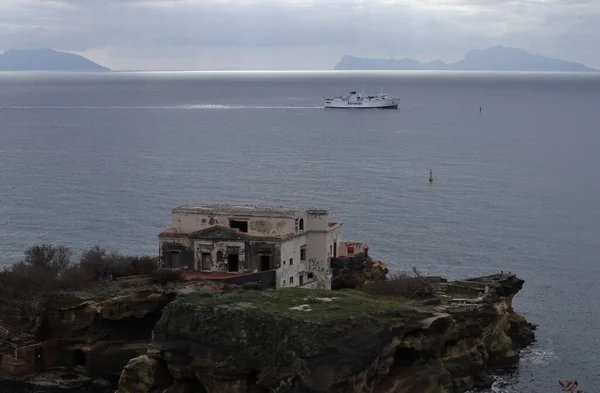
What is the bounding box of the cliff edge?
[117,274,535,393]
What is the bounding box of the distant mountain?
[0,49,109,71]
[334,46,596,72]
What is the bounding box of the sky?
[0,0,598,70]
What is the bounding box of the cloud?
[1,0,599,69]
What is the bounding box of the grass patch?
[184,287,418,323]
[163,288,431,389]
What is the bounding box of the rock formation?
[117,274,535,393]
[331,254,389,290]
[0,279,239,387]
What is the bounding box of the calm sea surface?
[1,71,599,392]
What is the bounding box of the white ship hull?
[324,90,400,109]
[324,99,399,109]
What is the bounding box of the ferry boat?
[324,89,399,109]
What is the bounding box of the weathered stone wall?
[159,239,194,269]
[173,211,295,237]
[194,240,246,272]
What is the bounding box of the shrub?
[0,245,74,296]
[150,269,183,285]
[0,244,159,297]
[24,244,73,276]
[79,246,158,279]
[362,267,434,300]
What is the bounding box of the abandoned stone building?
[158,204,344,289]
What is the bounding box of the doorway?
[260,255,271,271]
[34,347,45,372]
[228,254,239,272]
[201,253,212,271]
[73,349,86,367]
[168,251,180,268]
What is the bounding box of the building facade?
[158,204,343,289]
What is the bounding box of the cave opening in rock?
[73,349,86,367]
[394,347,427,367]
[445,339,458,348]
[100,311,163,341]
[178,379,208,393]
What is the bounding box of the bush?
[0,244,159,297]
[24,244,72,276]
[79,246,158,279]
[0,244,74,296]
[362,267,435,300]
[150,269,183,285]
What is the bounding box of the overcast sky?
[0,0,597,70]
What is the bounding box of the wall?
[305,228,333,290]
[338,241,367,258]
[1,340,60,377]
[304,210,329,232]
[246,241,282,272]
[194,240,246,272]
[327,226,342,258]
[331,253,367,270]
[159,237,194,270]
[278,235,309,288]
[214,270,276,290]
[173,212,296,237]
[1,355,28,377]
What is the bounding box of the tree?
[24,244,72,277]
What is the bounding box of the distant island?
[334,46,596,72]
[0,48,110,71]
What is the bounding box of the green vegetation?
[164,288,428,389]
[0,244,158,298]
[185,287,418,323]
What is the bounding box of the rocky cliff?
[117,274,535,393]
[0,279,239,387]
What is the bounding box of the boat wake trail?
[0,104,322,110]
[179,104,322,110]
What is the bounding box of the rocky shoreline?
[116,274,535,393]
[1,262,535,393]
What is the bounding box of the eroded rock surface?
[117,274,535,393]
[331,254,389,290]
[0,280,240,385]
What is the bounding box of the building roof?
[173,203,328,217]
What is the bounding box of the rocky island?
[116,273,534,393]
[1,243,535,393]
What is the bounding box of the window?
[283,280,286,285]
[289,258,293,266]
[290,276,294,284]
[216,251,224,262]
[298,218,304,231]
[300,246,306,261]
[295,218,299,231]
[307,272,314,279]
[229,220,248,233]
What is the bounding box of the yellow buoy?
[429,169,433,182]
